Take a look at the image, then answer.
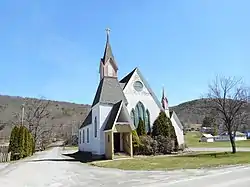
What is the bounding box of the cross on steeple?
[105,28,111,43]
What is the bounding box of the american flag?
[162,96,168,109]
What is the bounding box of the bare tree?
[207,75,249,153]
[22,98,53,147]
[0,104,7,134]
[0,104,6,113]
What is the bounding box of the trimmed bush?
[8,126,20,160]
[139,135,158,155]
[152,111,179,151]
[154,135,173,154]
[18,126,26,158]
[8,125,35,161]
[136,117,146,136]
[152,111,172,137]
[23,127,33,157]
[132,130,141,155]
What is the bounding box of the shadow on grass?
[29,151,106,163]
[177,152,238,158]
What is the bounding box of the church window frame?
[134,101,146,128]
[87,128,90,143]
[133,81,144,92]
[79,131,81,144]
[145,109,151,133]
[107,63,113,77]
[94,117,97,138]
[82,129,85,143]
[131,101,151,133]
[130,109,135,126]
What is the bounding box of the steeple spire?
[99,28,118,80]
[161,87,169,110]
[102,28,117,67]
[106,28,110,43]
[161,87,170,117]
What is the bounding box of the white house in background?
[200,133,214,143]
[78,29,184,159]
[214,131,247,142]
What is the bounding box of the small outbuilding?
[200,133,214,143]
[214,131,247,142]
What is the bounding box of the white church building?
[78,29,184,159]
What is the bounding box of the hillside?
[0,95,249,141]
[0,95,91,141]
[171,99,250,127]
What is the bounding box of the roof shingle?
[92,77,128,107]
[104,101,122,131]
[80,110,92,128]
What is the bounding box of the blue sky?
[0,0,249,106]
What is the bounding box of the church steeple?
[99,28,118,80]
[161,87,170,117]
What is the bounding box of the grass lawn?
[91,152,250,170]
[185,131,250,148]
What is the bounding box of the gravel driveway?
[0,147,249,187]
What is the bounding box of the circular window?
[133,81,143,92]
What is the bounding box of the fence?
[0,145,11,162]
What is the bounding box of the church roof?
[120,67,164,110]
[104,100,122,131]
[79,110,92,129]
[92,77,128,107]
[104,100,135,131]
[170,111,173,117]
[170,110,184,130]
[119,68,136,87]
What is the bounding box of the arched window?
[145,109,151,133]
[130,102,151,133]
[94,117,97,138]
[130,109,135,126]
[134,106,139,128]
[134,101,146,129]
[137,102,145,120]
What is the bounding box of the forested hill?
[0,95,249,141]
[170,98,250,126]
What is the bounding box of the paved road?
[0,147,249,187]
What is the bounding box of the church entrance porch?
[104,124,133,160]
[113,133,121,153]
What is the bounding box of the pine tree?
[170,124,178,151]
[18,126,25,159]
[136,117,146,136]
[23,127,29,157]
[8,126,16,153]
[9,126,21,160]
[8,125,35,160]
[27,131,32,156]
[8,126,17,159]
[152,111,172,137]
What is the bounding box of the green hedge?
[8,126,35,161]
